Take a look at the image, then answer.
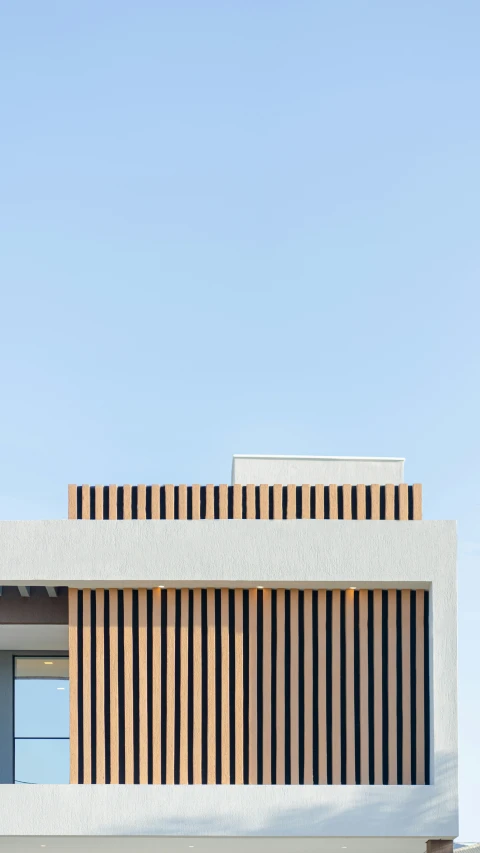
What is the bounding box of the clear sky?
[0,0,479,838]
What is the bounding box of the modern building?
[0,455,458,853]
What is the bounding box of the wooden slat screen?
[69,587,430,785]
[68,484,422,520]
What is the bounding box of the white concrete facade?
[0,518,458,847]
[231,455,405,485]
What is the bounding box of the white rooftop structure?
[232,454,405,485]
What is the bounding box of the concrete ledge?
[0,519,456,587]
[0,782,457,838]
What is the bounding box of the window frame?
[13,653,69,784]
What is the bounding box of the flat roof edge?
[233,454,405,462]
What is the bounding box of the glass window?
[14,656,69,784]
[15,739,70,784]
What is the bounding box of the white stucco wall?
[0,519,457,840]
[231,455,405,485]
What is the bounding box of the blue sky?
[0,0,479,837]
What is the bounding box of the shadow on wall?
[101,751,457,838]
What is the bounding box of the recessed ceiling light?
[44,662,53,665]
[257,586,263,589]
[349,587,356,590]
[158,585,165,589]
[57,687,65,691]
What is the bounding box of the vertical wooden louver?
[69,587,430,785]
[68,484,422,520]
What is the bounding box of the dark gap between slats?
[228,486,234,520]
[200,487,206,520]
[296,487,302,519]
[367,590,375,784]
[160,592,167,783]
[132,590,140,783]
[410,590,417,784]
[298,590,305,784]
[242,486,247,519]
[89,486,95,520]
[117,487,124,521]
[187,487,193,521]
[340,590,346,783]
[104,591,111,784]
[228,590,236,783]
[353,591,361,783]
[312,590,319,785]
[146,486,152,520]
[282,487,288,520]
[118,591,126,783]
[325,590,333,783]
[394,487,400,521]
[90,591,97,783]
[201,590,208,783]
[271,589,278,784]
[255,486,261,519]
[214,486,220,520]
[424,592,430,784]
[268,486,274,520]
[324,486,330,520]
[146,590,153,784]
[174,590,182,783]
[396,591,403,784]
[187,590,194,784]
[310,486,316,520]
[366,486,372,520]
[174,487,179,520]
[338,487,344,520]
[382,590,389,783]
[214,589,222,783]
[159,486,167,521]
[284,589,291,783]
[257,590,264,783]
[76,486,82,520]
[77,591,84,783]
[103,486,109,520]
[131,486,138,520]
[243,590,250,782]
[379,486,386,520]
[408,486,414,521]
[352,486,358,520]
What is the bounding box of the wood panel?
[345,589,355,784]
[290,589,299,784]
[207,588,216,784]
[152,588,161,783]
[359,590,369,784]
[70,484,423,520]
[82,589,92,783]
[276,588,286,784]
[262,589,272,784]
[68,588,79,783]
[123,589,134,783]
[248,589,258,784]
[331,589,341,784]
[95,588,105,784]
[402,589,412,784]
[373,589,383,784]
[303,589,313,784]
[317,590,327,784]
[192,589,202,784]
[109,590,119,783]
[68,586,430,786]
